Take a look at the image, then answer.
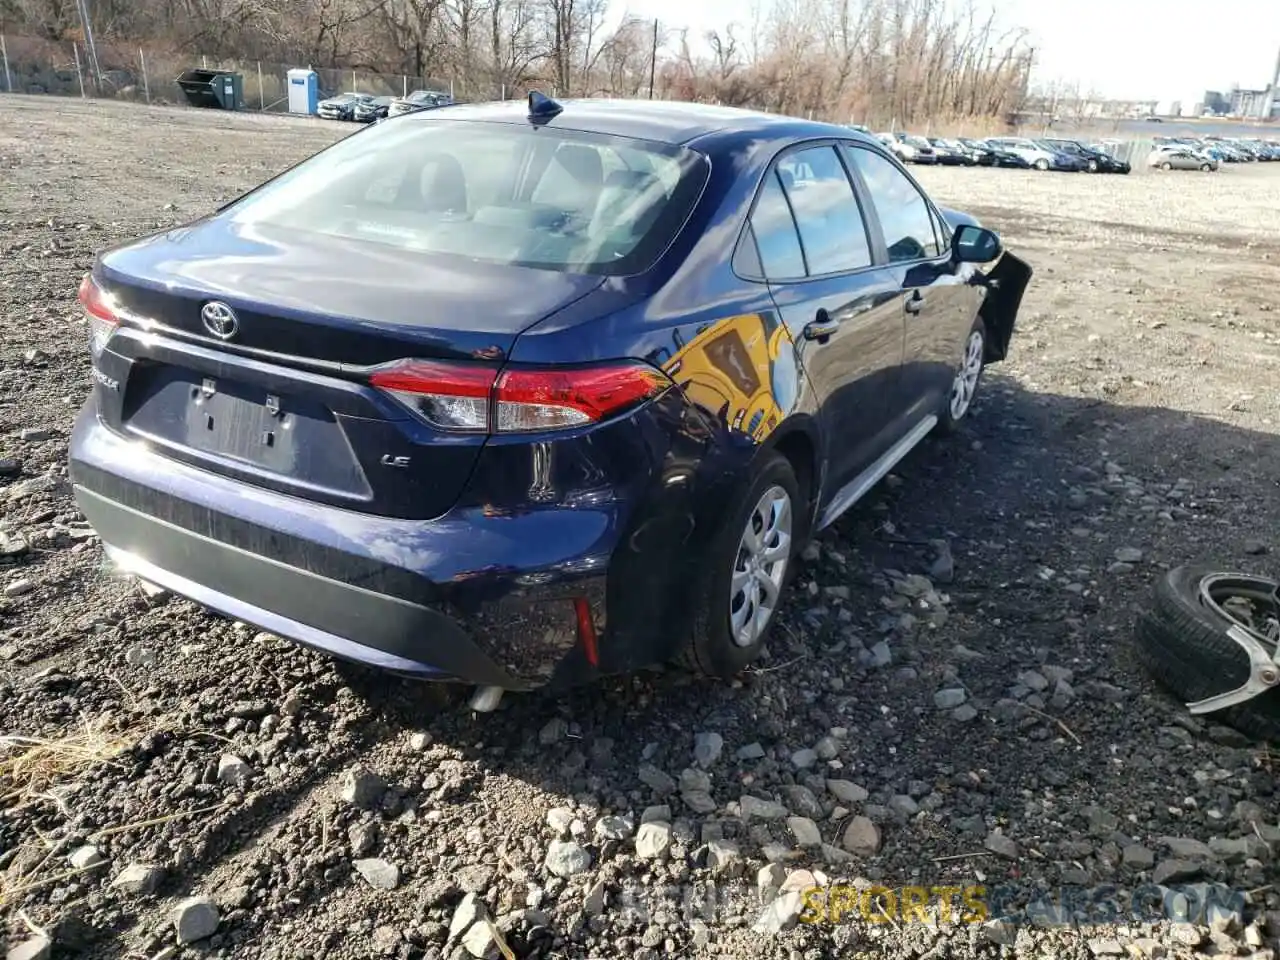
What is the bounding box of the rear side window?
[749,172,806,280]
[776,146,872,275]
[223,119,709,276]
[846,147,941,263]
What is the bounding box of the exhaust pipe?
[468,685,504,713]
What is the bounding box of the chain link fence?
[0,34,506,110]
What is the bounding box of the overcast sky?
[622,0,1280,101]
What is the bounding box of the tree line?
[1,0,1034,126]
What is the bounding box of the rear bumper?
[69,404,620,690]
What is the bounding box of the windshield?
[224,117,709,276]
[905,136,931,148]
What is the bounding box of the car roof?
[401,97,881,150]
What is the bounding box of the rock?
[757,863,786,901]
[693,731,724,767]
[736,742,766,761]
[888,794,919,819]
[638,763,677,796]
[0,532,28,559]
[826,780,869,804]
[868,641,892,667]
[545,807,573,834]
[69,845,105,870]
[635,822,672,859]
[353,858,401,890]
[739,795,789,821]
[341,766,386,808]
[934,687,967,710]
[787,817,822,848]
[753,891,804,933]
[952,704,979,722]
[1160,836,1214,859]
[1169,923,1202,947]
[1114,547,1144,563]
[813,736,840,760]
[682,790,717,815]
[461,921,497,958]
[841,816,881,856]
[408,731,432,750]
[706,839,742,874]
[0,458,20,477]
[594,815,632,841]
[1152,860,1201,885]
[640,805,671,824]
[583,878,608,916]
[6,938,51,960]
[1244,540,1269,555]
[1088,937,1124,956]
[538,717,568,745]
[348,822,379,857]
[19,428,53,442]
[111,862,165,896]
[1122,844,1155,869]
[981,919,1017,946]
[984,833,1019,859]
[544,840,592,878]
[216,754,251,786]
[929,539,955,583]
[790,748,818,770]
[782,785,823,820]
[3,579,34,598]
[173,896,220,944]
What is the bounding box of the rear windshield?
[224,117,710,276]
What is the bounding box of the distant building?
[1201,90,1229,115]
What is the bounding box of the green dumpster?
[176,69,244,110]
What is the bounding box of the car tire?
[1132,566,1280,743]
[1161,161,1172,170]
[1087,159,1099,172]
[1201,163,1213,172]
[1034,159,1050,171]
[934,318,988,436]
[681,452,802,679]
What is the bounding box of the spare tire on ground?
[1133,565,1280,743]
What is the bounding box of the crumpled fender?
[978,251,1032,363]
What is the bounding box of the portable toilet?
[287,68,319,114]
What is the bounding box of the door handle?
[803,311,840,341]
[904,291,926,315]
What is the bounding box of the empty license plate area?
[122,365,369,495]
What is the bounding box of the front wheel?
[1201,163,1213,172]
[1034,159,1050,171]
[1088,159,1099,172]
[1161,161,1172,170]
[681,453,801,678]
[1133,566,1280,742]
[934,319,987,436]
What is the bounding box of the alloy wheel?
[949,329,985,421]
[729,485,792,647]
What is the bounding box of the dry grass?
[0,712,139,808]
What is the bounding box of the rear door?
[741,143,907,496]
[843,144,981,426]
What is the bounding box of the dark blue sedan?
[68,93,1031,705]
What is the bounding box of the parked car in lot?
[354,96,394,122]
[69,94,1030,699]
[986,137,1084,171]
[318,92,375,121]
[1148,146,1218,171]
[1042,137,1131,174]
[877,132,938,164]
[388,89,455,117]
[926,138,973,165]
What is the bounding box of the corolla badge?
[201,301,239,340]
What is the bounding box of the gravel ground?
[3,96,1280,960]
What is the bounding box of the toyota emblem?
[201,301,239,340]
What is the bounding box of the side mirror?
[952,224,1002,264]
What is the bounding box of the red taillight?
[78,273,120,357]
[369,359,670,434]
